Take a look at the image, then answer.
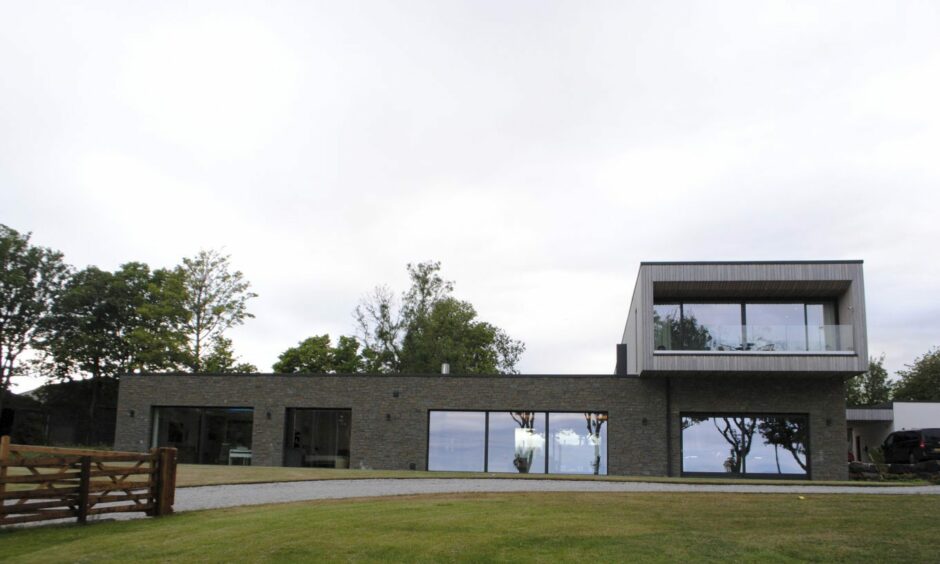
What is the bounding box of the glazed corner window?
[681,414,809,477]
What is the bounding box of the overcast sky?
[3,2,939,389]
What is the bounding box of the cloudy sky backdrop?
[2,2,939,388]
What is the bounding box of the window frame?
[679,411,812,480]
[425,409,609,475]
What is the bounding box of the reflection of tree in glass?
[510,411,536,473]
[584,412,607,475]
[653,310,714,350]
[681,415,709,431]
[758,417,808,473]
[713,417,757,473]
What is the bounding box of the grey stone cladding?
[115,372,847,480]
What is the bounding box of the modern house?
[114,260,868,480]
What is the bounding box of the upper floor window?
[653,301,852,352]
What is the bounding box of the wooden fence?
[0,436,177,526]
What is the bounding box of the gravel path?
[172,478,940,513]
[10,479,940,527]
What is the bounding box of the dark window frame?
[150,405,255,465]
[282,407,353,467]
[679,411,812,480]
[425,409,610,476]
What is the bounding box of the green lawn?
[6,463,924,492]
[1,492,934,562]
[169,463,920,488]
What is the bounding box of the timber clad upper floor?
[623,261,868,375]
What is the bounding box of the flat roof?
[640,260,864,266]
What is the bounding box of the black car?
[882,429,940,464]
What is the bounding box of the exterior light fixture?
[128,409,136,418]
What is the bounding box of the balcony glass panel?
[653,304,681,350]
[653,300,853,352]
[681,303,743,351]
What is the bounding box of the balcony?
[653,323,855,353]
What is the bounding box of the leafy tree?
[355,286,403,373]
[273,334,363,373]
[845,355,893,406]
[42,263,190,441]
[331,336,364,373]
[0,225,68,417]
[179,250,257,372]
[893,348,940,401]
[201,337,257,373]
[399,297,524,374]
[355,261,525,374]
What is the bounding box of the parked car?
[882,429,940,464]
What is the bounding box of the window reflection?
[488,412,546,473]
[427,411,486,471]
[745,303,806,351]
[549,412,607,475]
[428,411,608,475]
[283,409,351,468]
[653,301,847,351]
[682,304,743,351]
[681,414,808,476]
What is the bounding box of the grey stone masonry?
[115,372,847,480]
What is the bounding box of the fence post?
[154,448,177,517]
[0,435,9,501]
[77,456,91,524]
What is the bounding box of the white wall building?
[847,402,940,462]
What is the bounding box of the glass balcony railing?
[653,324,854,352]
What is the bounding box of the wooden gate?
[0,436,177,526]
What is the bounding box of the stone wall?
[115,373,846,480]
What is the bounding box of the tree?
[42,263,191,442]
[893,348,940,401]
[0,225,68,417]
[179,250,257,372]
[845,355,893,406]
[355,261,525,374]
[201,337,257,373]
[399,297,524,374]
[273,334,364,373]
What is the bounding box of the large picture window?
[283,409,351,468]
[681,413,809,477]
[428,410,608,475]
[152,406,253,465]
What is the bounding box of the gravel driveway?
[172,478,940,513]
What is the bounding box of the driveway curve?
[173,478,940,513]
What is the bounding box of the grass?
[6,463,926,490]
[1,492,935,562]
[168,463,924,488]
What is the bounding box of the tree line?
[0,224,526,424]
[847,351,940,405]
